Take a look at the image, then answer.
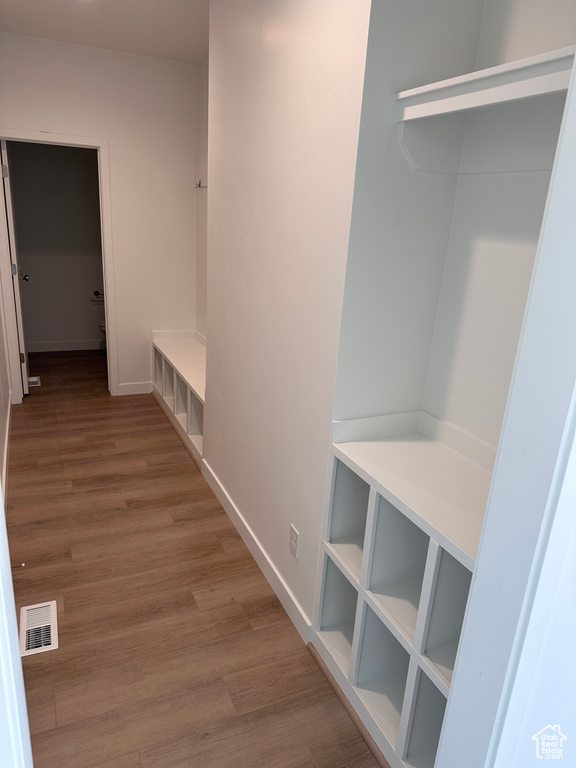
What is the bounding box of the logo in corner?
[532,725,567,760]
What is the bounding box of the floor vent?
[28,376,41,387]
[20,601,58,656]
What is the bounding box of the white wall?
[476,0,576,68]
[7,141,105,352]
[195,58,209,341]
[492,408,576,768]
[205,0,372,625]
[0,32,199,392]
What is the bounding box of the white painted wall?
[491,405,576,768]
[333,0,485,423]
[205,0,372,624]
[476,0,576,69]
[195,58,208,341]
[0,32,199,392]
[7,141,105,353]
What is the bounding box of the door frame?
[1,140,30,397]
[0,127,118,399]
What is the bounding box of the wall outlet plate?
[289,524,299,560]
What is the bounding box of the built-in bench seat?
[152,333,206,463]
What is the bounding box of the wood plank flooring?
[6,351,380,768]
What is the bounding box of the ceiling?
[0,0,209,63]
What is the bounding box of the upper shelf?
[396,45,575,121]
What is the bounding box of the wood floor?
[6,351,380,768]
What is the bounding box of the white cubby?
[175,374,188,432]
[402,668,447,768]
[327,458,371,578]
[318,557,358,676]
[153,347,163,391]
[163,361,175,410]
[354,604,410,745]
[367,495,429,642]
[187,390,204,456]
[422,550,472,686]
[152,334,206,464]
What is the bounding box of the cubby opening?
[153,348,163,392]
[175,374,188,431]
[368,496,429,641]
[424,549,472,684]
[188,391,204,454]
[355,604,410,745]
[188,392,203,435]
[163,361,175,410]
[328,459,370,577]
[319,557,358,675]
[404,669,447,768]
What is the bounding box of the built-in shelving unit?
[312,30,575,768]
[152,333,206,464]
[314,455,468,765]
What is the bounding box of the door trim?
[0,127,118,397]
[1,140,30,397]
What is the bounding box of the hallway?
[6,352,379,768]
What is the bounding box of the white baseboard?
[194,330,207,347]
[202,459,312,643]
[1,393,11,499]
[114,381,153,396]
[26,340,104,352]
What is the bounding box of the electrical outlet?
[289,524,299,560]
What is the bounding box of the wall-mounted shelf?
[152,333,206,464]
[396,45,575,121]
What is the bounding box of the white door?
[1,140,29,396]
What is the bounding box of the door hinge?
[11,263,17,276]
[20,352,25,364]
[2,164,8,179]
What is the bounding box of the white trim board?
[117,381,153,396]
[0,394,10,499]
[202,459,312,643]
[26,341,105,353]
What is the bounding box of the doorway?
[0,130,117,400]
[4,141,106,386]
